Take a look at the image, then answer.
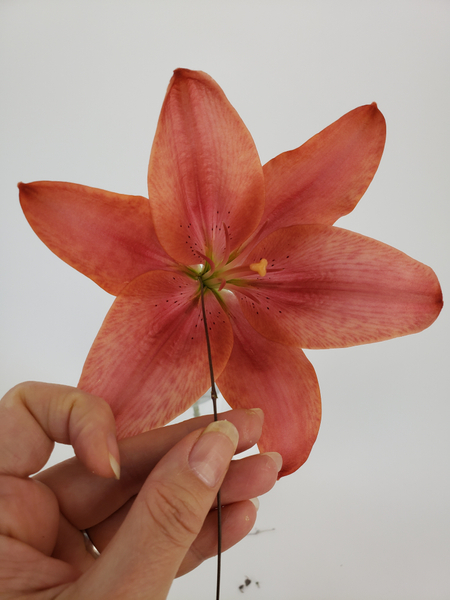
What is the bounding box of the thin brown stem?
[199,277,222,600]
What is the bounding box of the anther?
[249,258,268,277]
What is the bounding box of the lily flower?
[19,69,442,477]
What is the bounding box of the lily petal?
[19,181,173,295]
[232,224,443,349]
[217,296,321,477]
[148,69,265,265]
[78,270,233,437]
[246,104,386,251]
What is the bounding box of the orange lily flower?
[19,69,442,477]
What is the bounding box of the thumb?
[74,420,239,600]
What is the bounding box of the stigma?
[249,258,268,277]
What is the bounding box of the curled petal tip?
[17,181,31,197]
[172,67,211,83]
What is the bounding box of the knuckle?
[144,480,205,548]
[1,381,31,408]
[68,391,115,439]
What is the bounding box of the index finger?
[0,382,119,479]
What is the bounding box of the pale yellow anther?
[249,258,268,277]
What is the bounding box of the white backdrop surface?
[1,1,449,599]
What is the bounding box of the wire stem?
[199,277,222,600]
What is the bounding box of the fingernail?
[262,451,283,473]
[189,420,239,488]
[250,497,260,511]
[247,408,264,421]
[107,432,121,480]
[109,453,121,480]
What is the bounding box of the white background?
[1,1,449,598]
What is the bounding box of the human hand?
[0,382,281,599]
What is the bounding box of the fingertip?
[261,451,283,473]
[189,420,238,487]
[242,498,259,536]
[220,407,264,453]
[73,431,120,480]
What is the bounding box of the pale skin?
[0,382,281,599]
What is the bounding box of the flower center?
[194,256,268,297]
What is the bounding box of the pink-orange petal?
[232,224,443,349]
[245,104,386,252]
[217,297,321,477]
[78,270,233,438]
[19,181,174,295]
[148,69,265,266]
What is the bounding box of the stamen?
[250,258,268,277]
